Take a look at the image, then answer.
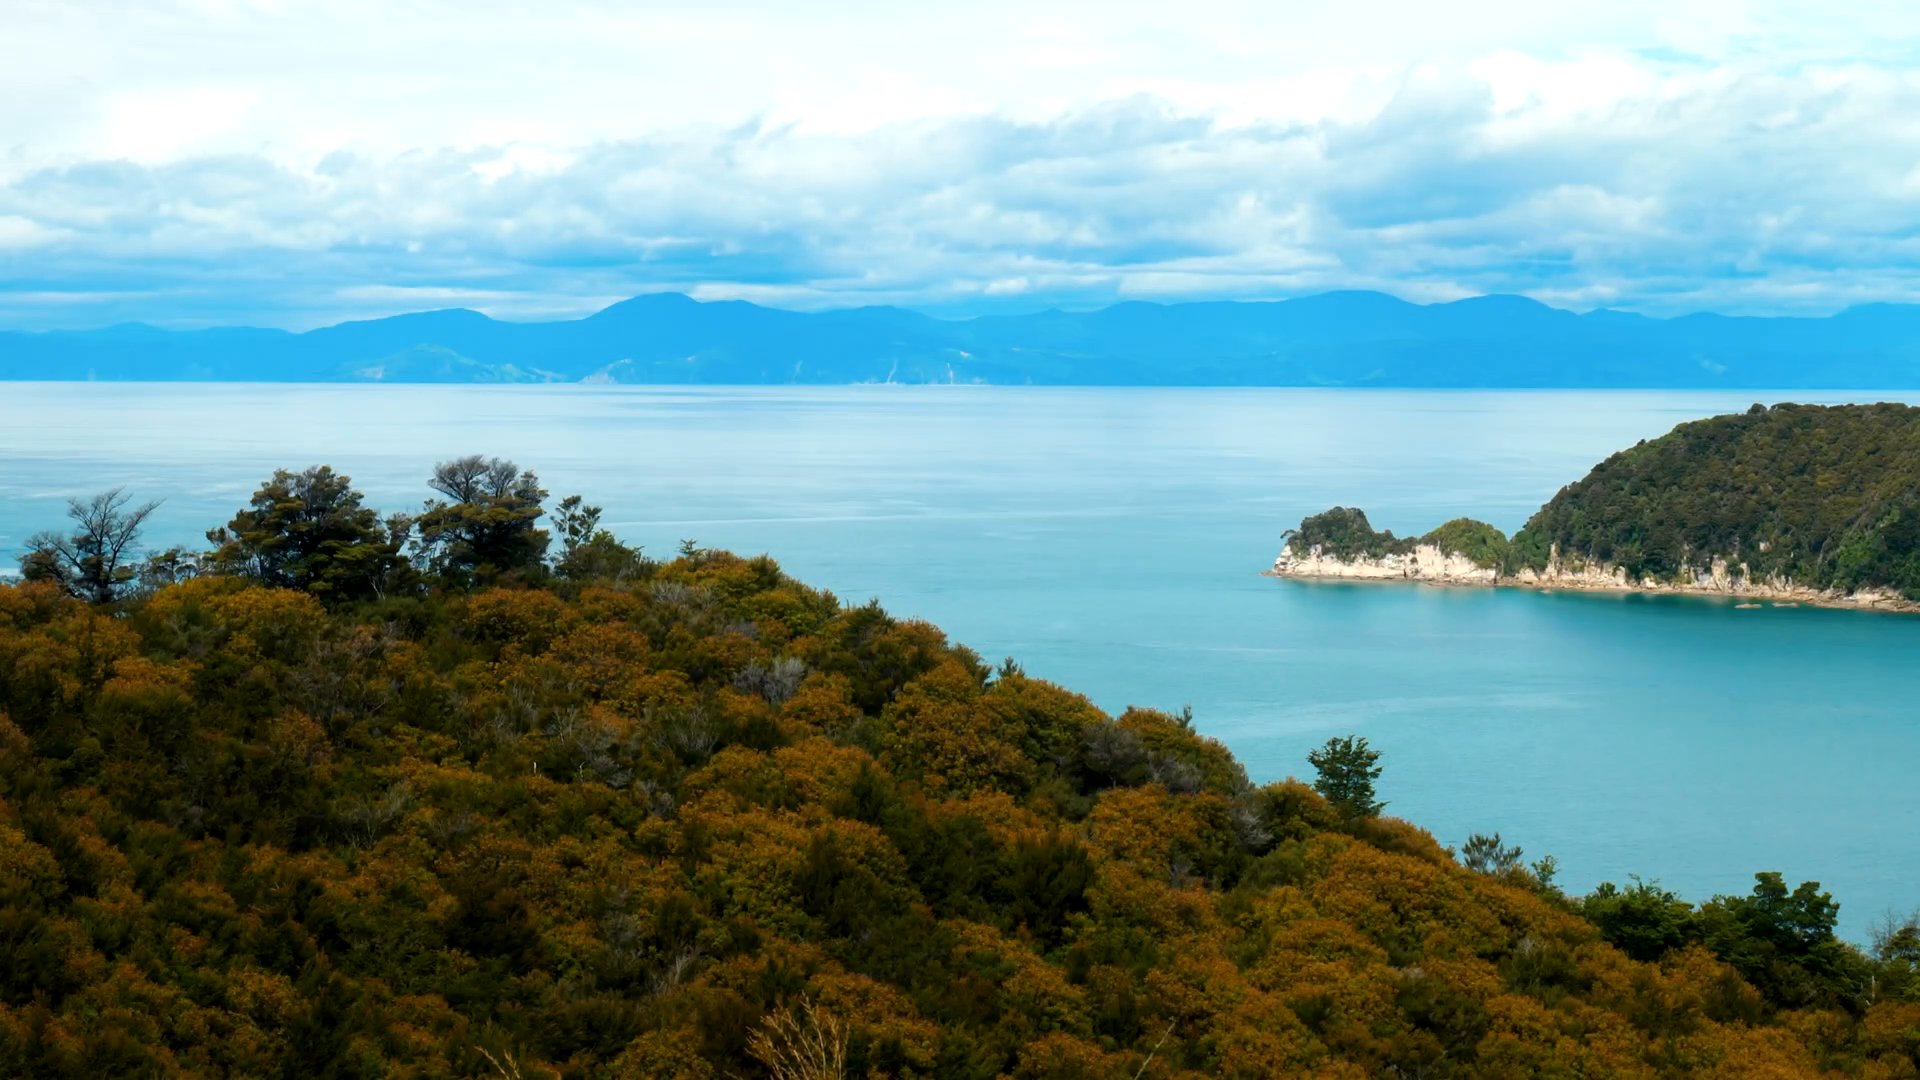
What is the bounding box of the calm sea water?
[2,384,1915,939]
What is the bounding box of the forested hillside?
[1282,404,1920,600]
[1510,403,1920,593]
[4,463,1919,1078]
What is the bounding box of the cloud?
[5,2,1920,326]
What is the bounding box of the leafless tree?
[20,487,160,604]
[734,656,809,705]
[429,455,533,504]
[415,456,549,579]
[748,1002,848,1080]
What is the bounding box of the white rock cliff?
[1269,543,1914,612]
[1271,542,1498,584]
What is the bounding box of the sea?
[2,383,1915,941]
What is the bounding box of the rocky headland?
[1268,403,1920,613]
[1268,530,1916,611]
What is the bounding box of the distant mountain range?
[7,290,1920,386]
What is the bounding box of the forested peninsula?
[4,459,1919,1078]
[1273,402,1920,611]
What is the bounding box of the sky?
[6,0,1920,329]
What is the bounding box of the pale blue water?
[2,384,1915,940]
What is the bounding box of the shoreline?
[1263,564,1920,614]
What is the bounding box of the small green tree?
[20,488,160,604]
[550,494,647,582]
[1580,877,1695,962]
[1871,912,1920,1003]
[135,547,206,595]
[1695,872,1868,1011]
[1460,832,1527,877]
[1306,735,1383,818]
[551,495,603,560]
[1530,854,1560,890]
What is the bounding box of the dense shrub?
[3,455,1915,1078]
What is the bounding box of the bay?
[2,383,1915,939]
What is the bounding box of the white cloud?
[9,0,1920,162]
[5,1,1920,325]
[0,215,60,249]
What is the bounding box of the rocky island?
[1271,402,1920,612]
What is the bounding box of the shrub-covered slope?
[5,455,1919,1079]
[4,562,1919,1078]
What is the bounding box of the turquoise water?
[2,384,1915,939]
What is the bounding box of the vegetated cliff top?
[1284,507,1509,569]
[1286,403,1920,596]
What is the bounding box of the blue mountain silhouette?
[6,291,1920,386]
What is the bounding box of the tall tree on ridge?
[208,465,407,601]
[1307,734,1385,819]
[413,455,549,582]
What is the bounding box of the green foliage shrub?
[1582,872,1875,1014]
[1418,518,1510,569]
[1284,506,1411,559]
[1580,877,1696,962]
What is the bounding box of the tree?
[551,494,646,582]
[1579,877,1694,962]
[1306,735,1384,818]
[1870,911,1920,1003]
[1460,832,1524,875]
[1695,872,1868,1010]
[747,1002,848,1080]
[413,456,549,581]
[134,547,206,594]
[552,494,603,559]
[19,487,160,603]
[209,466,406,601]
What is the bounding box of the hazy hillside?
[10,291,1920,386]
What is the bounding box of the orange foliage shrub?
[0,561,1908,1079]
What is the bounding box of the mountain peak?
[588,292,701,320]
[1438,294,1567,315]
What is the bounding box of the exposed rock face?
[1271,542,1497,584]
[1270,544,1917,612]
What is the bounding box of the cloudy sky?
[5,0,1920,328]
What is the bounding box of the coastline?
[1266,544,1920,614]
